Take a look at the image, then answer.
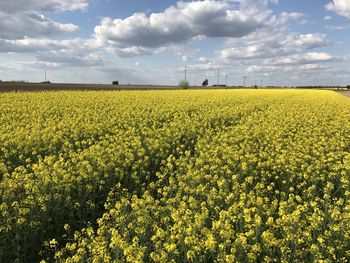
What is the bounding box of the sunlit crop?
[1,90,350,262]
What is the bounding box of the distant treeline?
[0,80,27,83]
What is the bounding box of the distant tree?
[347,85,350,90]
[202,79,208,87]
[112,80,119,85]
[179,80,189,89]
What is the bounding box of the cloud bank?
[326,0,350,19]
[0,0,89,13]
[94,0,271,51]
[0,0,347,85]
[0,0,105,69]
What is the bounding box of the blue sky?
[1,0,350,86]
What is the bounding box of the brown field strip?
[0,83,250,92]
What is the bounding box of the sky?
[1,0,350,86]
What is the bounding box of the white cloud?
[325,24,350,30]
[0,0,89,13]
[243,62,350,86]
[0,0,93,68]
[198,56,210,62]
[245,65,277,74]
[244,63,327,75]
[324,15,332,20]
[278,12,304,24]
[220,32,329,60]
[0,38,61,52]
[94,0,271,50]
[109,46,153,57]
[182,55,189,62]
[264,52,337,65]
[0,0,86,41]
[35,51,104,68]
[188,62,220,71]
[0,37,105,68]
[300,64,327,70]
[0,12,78,39]
[0,37,101,52]
[215,7,337,83]
[326,0,350,19]
[238,0,279,10]
[33,39,105,68]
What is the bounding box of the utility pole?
[44,70,47,82]
[243,76,246,87]
[184,66,187,82]
[217,68,220,86]
[261,79,263,88]
[225,74,228,86]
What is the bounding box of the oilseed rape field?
[1,90,350,262]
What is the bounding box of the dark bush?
[202,79,208,87]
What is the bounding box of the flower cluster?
[1,90,350,262]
